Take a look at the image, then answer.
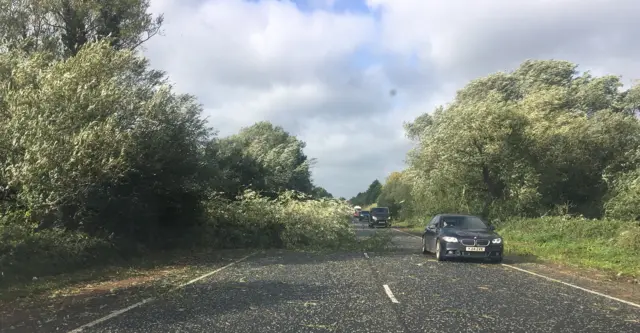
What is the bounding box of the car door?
[423,215,440,251]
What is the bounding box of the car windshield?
[440,216,488,229]
[361,211,370,215]
[371,208,388,214]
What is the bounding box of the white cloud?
[368,0,640,83]
[145,0,640,198]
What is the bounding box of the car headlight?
[491,238,502,244]
[372,216,378,220]
[441,236,458,243]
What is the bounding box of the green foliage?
[311,186,333,199]
[349,179,382,206]
[400,59,640,220]
[376,171,413,218]
[0,0,163,56]
[1,41,211,245]
[497,217,640,277]
[190,190,355,250]
[0,214,126,283]
[206,137,267,200]
[221,122,315,195]
[604,169,640,221]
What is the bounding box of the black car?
[368,207,391,228]
[421,214,503,263]
[359,210,370,222]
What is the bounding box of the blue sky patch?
[251,0,373,15]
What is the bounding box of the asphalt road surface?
[75,221,639,333]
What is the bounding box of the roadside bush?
[0,219,125,284]
[604,169,640,221]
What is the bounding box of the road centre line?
[68,252,256,333]
[383,284,400,303]
[390,227,640,309]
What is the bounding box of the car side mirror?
[488,225,496,231]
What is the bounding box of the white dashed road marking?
[383,284,400,303]
[68,252,256,332]
[390,227,640,309]
[364,252,369,259]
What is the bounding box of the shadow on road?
[96,280,333,331]
[1,284,164,333]
[0,249,253,333]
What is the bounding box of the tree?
[376,171,412,218]
[405,59,640,219]
[223,122,314,195]
[311,186,333,199]
[0,0,163,57]
[206,137,267,200]
[404,112,434,141]
[621,82,640,116]
[0,41,210,244]
[349,179,382,207]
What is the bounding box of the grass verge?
[497,216,640,279]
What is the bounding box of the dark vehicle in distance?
[368,207,391,228]
[359,210,370,222]
[421,214,503,263]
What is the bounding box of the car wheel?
[421,237,428,254]
[435,240,445,261]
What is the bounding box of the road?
[74,222,639,333]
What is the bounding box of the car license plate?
[466,247,485,252]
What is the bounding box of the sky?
[144,0,640,199]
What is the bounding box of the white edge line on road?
[176,252,254,288]
[67,252,256,333]
[501,264,640,309]
[364,252,369,259]
[68,297,155,333]
[391,227,640,309]
[383,284,400,303]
